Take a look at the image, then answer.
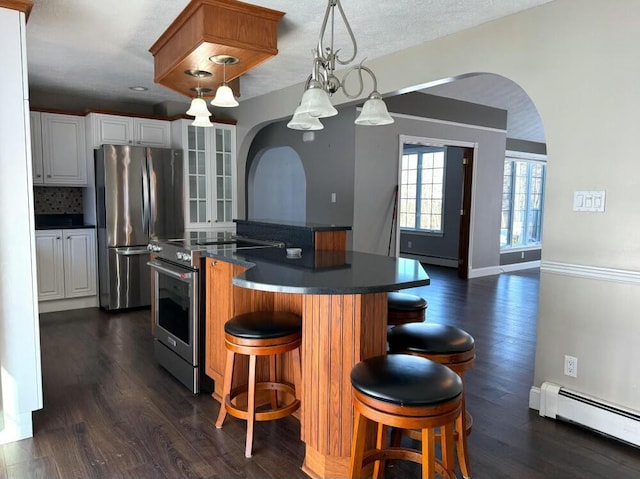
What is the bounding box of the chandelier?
[287,0,394,131]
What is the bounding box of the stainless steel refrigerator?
[96,145,184,310]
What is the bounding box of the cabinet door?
[35,231,65,301]
[184,123,214,229]
[63,229,97,298]
[205,259,241,384]
[94,114,133,146]
[134,118,170,147]
[41,113,87,185]
[30,111,44,184]
[212,126,236,227]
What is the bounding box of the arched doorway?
[247,146,306,223]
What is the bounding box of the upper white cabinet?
[171,119,237,230]
[87,113,170,148]
[31,112,87,186]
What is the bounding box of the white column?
[0,5,44,444]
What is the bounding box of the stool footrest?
[224,382,300,422]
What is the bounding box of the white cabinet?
[87,113,170,148]
[30,112,88,186]
[35,228,97,301]
[30,111,44,184]
[171,119,237,230]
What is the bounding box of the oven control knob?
[184,253,192,262]
[153,245,162,252]
[176,252,184,260]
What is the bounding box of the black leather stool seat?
[224,311,302,340]
[350,354,462,407]
[387,292,428,312]
[388,323,474,355]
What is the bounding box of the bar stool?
[349,354,462,479]
[387,292,428,326]
[388,323,475,478]
[215,311,302,458]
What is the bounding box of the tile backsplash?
[34,187,84,214]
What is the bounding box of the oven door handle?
[147,260,193,281]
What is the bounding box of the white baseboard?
[400,253,458,268]
[500,260,541,273]
[38,296,98,313]
[468,266,502,278]
[529,386,541,411]
[0,411,33,445]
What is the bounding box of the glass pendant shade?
[355,95,394,126]
[287,105,324,130]
[211,84,239,107]
[299,83,337,118]
[186,97,211,117]
[191,114,213,127]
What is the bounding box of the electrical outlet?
[564,355,578,378]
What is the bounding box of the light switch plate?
[573,190,605,212]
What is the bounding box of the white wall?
[234,0,640,412]
[0,6,43,444]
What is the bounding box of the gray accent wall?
[353,94,508,271]
[399,146,465,261]
[245,110,356,239]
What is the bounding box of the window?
[399,146,445,233]
[500,156,546,248]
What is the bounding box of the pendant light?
[210,55,239,108]
[288,0,393,129]
[184,69,214,127]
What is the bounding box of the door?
[98,145,149,247]
[103,247,151,310]
[35,230,65,301]
[96,115,133,145]
[30,111,44,184]
[458,149,474,279]
[147,148,184,240]
[63,229,97,298]
[41,113,87,185]
[134,119,170,147]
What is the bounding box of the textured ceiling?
[25,0,551,141]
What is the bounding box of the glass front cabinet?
[171,119,237,230]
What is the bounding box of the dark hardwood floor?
[1,266,639,478]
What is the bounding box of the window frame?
[399,145,447,235]
[500,151,547,250]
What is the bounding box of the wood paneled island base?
[204,248,429,478]
[300,293,387,478]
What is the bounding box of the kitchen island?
[203,244,429,479]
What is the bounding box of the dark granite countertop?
[34,214,95,230]
[234,219,352,232]
[202,246,429,295]
[35,224,96,230]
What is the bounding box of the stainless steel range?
[146,231,283,394]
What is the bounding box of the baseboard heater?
[539,382,640,447]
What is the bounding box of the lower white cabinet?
[35,228,97,301]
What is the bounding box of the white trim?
[540,261,640,285]
[38,296,98,313]
[468,265,502,278]
[499,260,541,273]
[399,133,477,149]
[400,253,458,268]
[505,149,547,162]
[529,386,541,411]
[391,112,507,134]
[0,411,33,445]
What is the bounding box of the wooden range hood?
[149,0,284,99]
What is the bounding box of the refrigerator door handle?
[142,162,150,235]
[115,247,151,256]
